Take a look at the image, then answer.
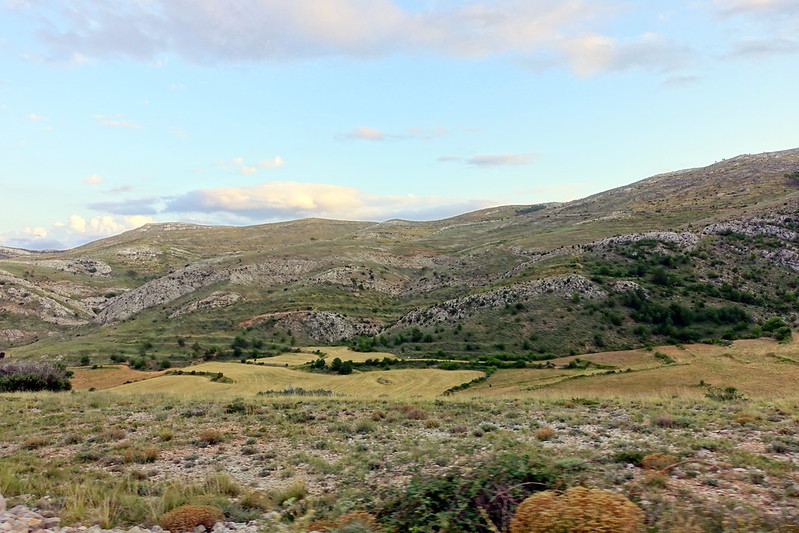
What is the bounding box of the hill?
[1,147,799,365]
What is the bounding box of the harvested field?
[109,362,482,397]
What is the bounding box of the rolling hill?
[2,147,799,364]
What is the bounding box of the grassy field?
[250,347,398,367]
[2,391,798,532]
[107,361,483,397]
[70,365,167,390]
[467,338,799,399]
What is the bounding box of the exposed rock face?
[0,329,46,346]
[238,311,382,343]
[23,259,112,276]
[612,280,649,298]
[96,257,322,324]
[703,220,799,242]
[591,231,701,250]
[95,258,230,325]
[0,247,32,259]
[392,275,607,330]
[0,273,88,326]
[170,291,243,318]
[115,246,163,261]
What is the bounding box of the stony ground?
[2,392,799,531]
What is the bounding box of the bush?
[159,505,225,532]
[509,487,644,533]
[380,448,555,532]
[641,453,678,470]
[0,360,72,392]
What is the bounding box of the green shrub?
[380,448,555,532]
[0,360,72,392]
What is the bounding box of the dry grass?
[466,338,799,399]
[249,347,397,367]
[70,365,166,391]
[108,362,483,397]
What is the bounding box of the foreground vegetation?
[2,389,799,531]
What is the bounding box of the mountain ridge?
[2,147,799,362]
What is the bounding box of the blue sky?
[2,0,798,250]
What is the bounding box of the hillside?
[2,147,799,364]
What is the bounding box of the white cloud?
[22,226,48,238]
[82,174,103,185]
[344,126,447,141]
[563,33,694,77]
[467,153,538,167]
[214,156,284,175]
[67,214,153,235]
[10,0,694,76]
[93,114,143,129]
[346,126,386,141]
[26,113,43,121]
[259,157,284,168]
[165,181,495,221]
[715,0,799,16]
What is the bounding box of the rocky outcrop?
[22,259,112,277]
[115,246,163,261]
[95,258,230,325]
[0,246,33,259]
[612,280,649,298]
[238,311,382,343]
[703,220,799,242]
[391,275,607,330]
[96,257,322,324]
[169,291,243,318]
[591,231,701,250]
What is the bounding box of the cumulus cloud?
[67,214,153,235]
[164,181,494,221]
[466,153,538,168]
[82,174,103,184]
[26,113,43,121]
[22,226,48,238]
[7,0,695,76]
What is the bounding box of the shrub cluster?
[509,487,644,533]
[159,505,225,532]
[0,360,72,392]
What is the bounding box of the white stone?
[0,491,5,512]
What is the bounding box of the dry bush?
[370,409,387,421]
[641,453,678,470]
[159,505,224,532]
[535,426,556,441]
[509,487,644,533]
[97,428,126,442]
[123,447,159,464]
[199,428,223,444]
[307,519,337,532]
[22,436,49,450]
[336,511,379,529]
[397,405,428,420]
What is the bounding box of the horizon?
[2,0,798,250]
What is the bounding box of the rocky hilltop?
[2,147,798,361]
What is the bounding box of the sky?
[1,0,799,250]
